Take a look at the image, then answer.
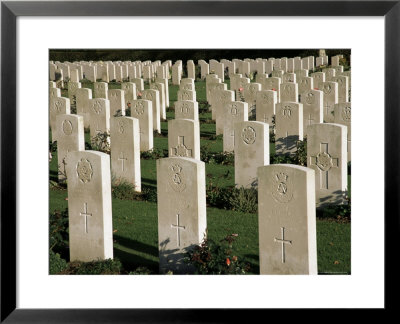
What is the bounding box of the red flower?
[314,88,319,90]
[272,88,276,91]
[137,91,142,97]
[239,87,244,92]
[226,258,231,266]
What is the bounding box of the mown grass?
[52,78,351,275]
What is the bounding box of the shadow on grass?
[141,177,157,186]
[113,234,159,273]
[49,170,58,182]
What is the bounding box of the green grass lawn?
[52,78,351,275]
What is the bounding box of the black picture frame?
[1,0,398,322]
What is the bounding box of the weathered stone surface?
[56,114,85,182]
[280,82,298,103]
[321,81,338,122]
[234,121,269,188]
[110,116,141,191]
[108,89,126,117]
[142,89,160,133]
[275,102,303,155]
[300,89,323,136]
[88,98,110,139]
[258,164,317,275]
[76,88,93,129]
[256,90,277,126]
[94,82,108,99]
[222,101,248,152]
[130,99,154,152]
[50,96,70,142]
[157,157,207,274]
[168,119,200,160]
[175,100,199,121]
[66,151,113,262]
[307,123,348,207]
[334,102,351,161]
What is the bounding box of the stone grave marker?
[131,78,144,92]
[142,89,161,133]
[94,82,108,99]
[311,72,325,90]
[50,96,70,142]
[275,102,303,155]
[150,82,166,120]
[282,73,296,83]
[215,89,235,135]
[110,116,141,191]
[187,60,195,79]
[307,123,348,206]
[334,102,351,161]
[130,99,154,152]
[321,81,338,122]
[121,82,137,108]
[256,90,277,127]
[88,98,110,139]
[234,121,269,188]
[243,83,262,113]
[157,157,207,274]
[76,88,92,129]
[331,76,349,103]
[56,114,85,182]
[300,89,323,137]
[258,164,317,274]
[222,101,248,152]
[280,82,298,103]
[66,150,113,262]
[168,119,200,160]
[262,77,281,102]
[108,89,126,117]
[175,100,199,121]
[177,89,196,102]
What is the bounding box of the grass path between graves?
[51,79,351,275]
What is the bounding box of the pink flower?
[239,87,244,92]
[314,88,319,90]
[272,88,276,91]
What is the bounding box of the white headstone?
[223,101,248,152]
[130,99,154,152]
[142,89,161,133]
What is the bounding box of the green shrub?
[61,259,123,275]
[229,187,258,213]
[49,249,68,274]
[91,131,110,154]
[141,148,168,160]
[206,183,232,209]
[198,101,211,114]
[184,233,250,274]
[129,266,153,275]
[49,208,69,253]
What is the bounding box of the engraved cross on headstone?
[171,214,186,247]
[309,143,339,189]
[308,114,314,125]
[118,152,127,171]
[274,227,292,263]
[80,202,92,234]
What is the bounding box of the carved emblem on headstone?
[54,100,62,112]
[62,120,73,135]
[282,105,292,118]
[271,172,293,203]
[180,102,190,114]
[341,106,351,121]
[168,164,186,192]
[92,100,103,114]
[323,84,332,94]
[76,158,93,183]
[305,92,315,105]
[315,152,334,171]
[242,126,256,144]
[133,101,144,115]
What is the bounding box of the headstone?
[88,98,110,139]
[311,72,325,90]
[187,60,195,79]
[108,89,126,117]
[262,77,281,102]
[50,97,70,142]
[172,63,182,85]
[322,68,336,81]
[156,78,170,108]
[331,76,349,103]
[334,102,351,161]
[66,151,113,262]
[76,88,92,129]
[110,116,141,191]
[142,89,161,133]
[300,89,323,137]
[214,90,235,135]
[234,121,269,188]
[168,119,200,160]
[157,157,207,274]
[121,82,137,107]
[208,83,227,120]
[180,78,195,91]
[68,81,81,107]
[256,90,277,126]
[55,114,85,182]
[282,73,296,83]
[258,164,317,275]
[280,82,298,103]
[307,123,348,206]
[223,101,248,152]
[321,81,338,122]
[131,78,144,92]
[150,82,166,120]
[177,89,196,102]
[275,102,303,155]
[130,99,154,152]
[175,101,199,121]
[94,82,108,99]
[243,83,262,113]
